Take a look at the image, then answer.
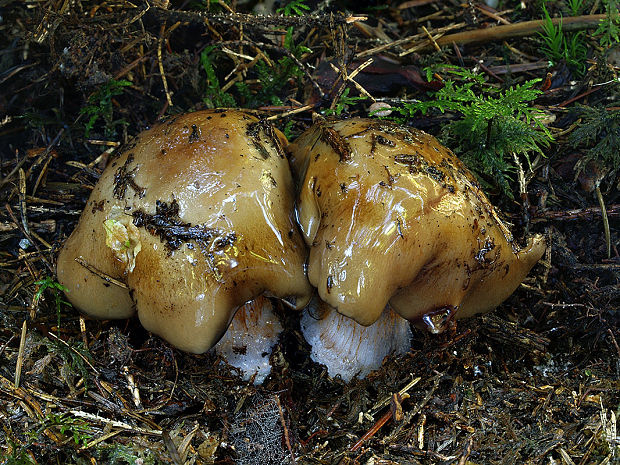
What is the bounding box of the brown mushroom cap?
[289,118,546,329]
[57,109,312,353]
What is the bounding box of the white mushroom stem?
[300,298,412,382]
[214,296,282,384]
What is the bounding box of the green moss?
[80,79,132,138]
[569,105,620,176]
[384,66,553,197]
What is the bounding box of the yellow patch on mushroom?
[103,206,142,273]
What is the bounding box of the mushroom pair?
[57,111,545,383]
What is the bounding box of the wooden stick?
[350,409,392,452]
[406,14,606,51]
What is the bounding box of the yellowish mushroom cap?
[289,118,546,330]
[57,110,312,353]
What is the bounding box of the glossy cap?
[58,110,312,353]
[288,118,546,329]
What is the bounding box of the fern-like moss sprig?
[34,276,71,333]
[595,0,620,48]
[323,88,367,116]
[80,79,132,138]
[276,0,310,16]
[445,115,551,194]
[568,105,620,177]
[387,66,553,196]
[235,28,310,108]
[200,46,237,108]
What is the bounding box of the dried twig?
[275,395,296,464]
[594,186,611,259]
[534,204,620,221]
[480,314,550,353]
[265,104,315,120]
[405,14,606,51]
[14,320,27,388]
[158,22,173,107]
[74,257,129,289]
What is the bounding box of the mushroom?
[288,118,545,375]
[57,109,312,380]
